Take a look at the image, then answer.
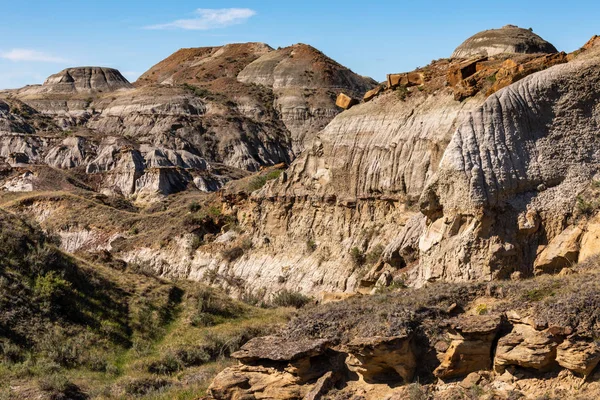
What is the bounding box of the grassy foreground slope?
[0,209,291,399]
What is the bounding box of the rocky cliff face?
[416,44,600,286]
[68,36,595,299]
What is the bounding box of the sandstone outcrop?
[207,262,600,398]
[534,226,583,275]
[556,339,600,376]
[209,336,340,399]
[434,314,502,379]
[344,335,416,383]
[494,324,560,373]
[386,72,425,88]
[452,25,558,59]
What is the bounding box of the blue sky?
[0,0,598,89]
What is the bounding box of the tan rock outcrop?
[447,57,487,86]
[209,364,310,400]
[344,335,416,383]
[363,86,383,102]
[579,215,600,262]
[556,339,600,376]
[232,336,331,364]
[434,315,502,379]
[386,72,425,89]
[534,226,583,275]
[494,324,560,372]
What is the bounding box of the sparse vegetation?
[0,210,290,398]
[395,85,409,101]
[248,169,283,192]
[350,246,366,267]
[271,289,311,309]
[577,195,597,216]
[475,303,489,315]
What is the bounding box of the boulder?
[363,86,383,102]
[232,336,331,363]
[434,314,502,379]
[387,72,425,89]
[447,57,487,86]
[209,364,309,400]
[534,226,583,275]
[344,335,416,383]
[335,93,358,110]
[387,73,404,89]
[556,339,600,376]
[494,324,560,373]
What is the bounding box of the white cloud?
[145,8,256,30]
[0,49,68,63]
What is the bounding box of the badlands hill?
[1,42,375,202]
[1,25,600,399]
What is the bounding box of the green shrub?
[523,288,555,302]
[183,83,211,98]
[221,246,244,261]
[188,201,201,213]
[306,239,317,253]
[122,377,172,396]
[0,340,25,364]
[207,205,222,217]
[577,195,596,216]
[248,169,282,191]
[189,235,202,252]
[350,247,366,267]
[38,374,84,399]
[221,238,252,262]
[272,289,311,309]
[147,351,183,375]
[395,85,409,101]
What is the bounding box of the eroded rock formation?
[451,25,558,59]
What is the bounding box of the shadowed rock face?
[452,25,558,59]
[38,67,133,93]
